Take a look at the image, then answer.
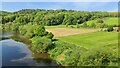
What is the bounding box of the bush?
[90,23,96,28]
[4,22,12,31]
[107,26,114,32]
[97,19,104,23]
[100,23,108,28]
[33,25,48,37]
[76,23,80,28]
[31,36,53,53]
[46,32,54,39]
[113,24,117,27]
[66,23,69,27]
[82,22,88,28]
[77,48,118,66]
[11,23,20,32]
[19,25,27,35]
[49,41,87,66]
[70,26,74,28]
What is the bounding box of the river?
[0,31,58,67]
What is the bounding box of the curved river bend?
[0,32,58,67]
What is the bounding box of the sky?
[1,2,118,12]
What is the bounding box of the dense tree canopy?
[0,9,118,25]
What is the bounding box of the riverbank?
[0,32,58,66]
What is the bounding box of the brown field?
[46,28,97,37]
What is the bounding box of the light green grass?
[104,17,118,25]
[85,17,118,26]
[59,32,118,48]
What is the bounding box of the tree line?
[1,9,118,25]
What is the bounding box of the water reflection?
[2,40,28,66]
[0,31,13,38]
[0,32,58,66]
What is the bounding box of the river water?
[0,31,58,67]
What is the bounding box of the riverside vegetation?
[0,9,119,66]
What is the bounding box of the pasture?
[59,32,118,48]
[85,17,118,26]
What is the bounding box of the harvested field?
[46,28,97,37]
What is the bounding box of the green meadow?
[59,32,118,48]
[85,17,118,26]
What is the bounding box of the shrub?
[107,26,114,32]
[19,25,27,35]
[33,25,48,37]
[82,22,88,28]
[77,48,118,66]
[30,36,53,53]
[4,22,12,31]
[100,23,108,28]
[97,19,104,23]
[76,23,80,28]
[113,24,117,27]
[66,23,69,27]
[46,32,54,39]
[90,23,96,28]
[70,26,74,28]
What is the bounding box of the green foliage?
[4,22,12,31]
[2,9,117,26]
[107,26,114,32]
[86,17,118,28]
[66,23,69,27]
[18,24,55,53]
[99,23,108,28]
[1,9,118,66]
[50,40,118,66]
[46,32,54,39]
[78,48,118,66]
[31,36,53,52]
[82,22,88,28]
[76,23,80,28]
[97,19,104,23]
[18,23,38,38]
[49,40,118,66]
[11,23,20,32]
[4,22,20,32]
[90,23,96,28]
[19,25,27,35]
[0,24,4,30]
[49,41,87,66]
[34,25,48,37]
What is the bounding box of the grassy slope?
[46,17,118,66]
[46,17,118,48]
[85,17,118,26]
[59,32,118,49]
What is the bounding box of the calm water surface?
[0,32,58,67]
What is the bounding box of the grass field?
[46,17,118,66]
[59,32,118,48]
[46,17,118,49]
[85,17,118,26]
